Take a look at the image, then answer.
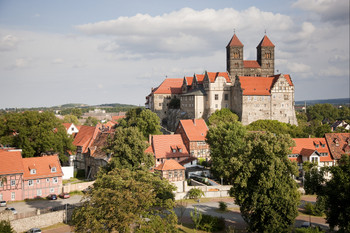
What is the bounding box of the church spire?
[226,33,244,48]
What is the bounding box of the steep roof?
[325,133,350,160]
[257,35,275,47]
[243,60,260,68]
[178,119,208,141]
[185,76,194,86]
[0,149,24,175]
[73,125,100,153]
[292,138,333,162]
[22,155,63,179]
[62,123,73,130]
[226,34,244,47]
[153,78,183,94]
[206,72,231,83]
[154,159,185,171]
[238,74,293,96]
[194,74,205,84]
[151,134,189,159]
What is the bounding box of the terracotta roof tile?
[243,60,260,68]
[239,76,275,95]
[292,138,333,162]
[178,119,208,141]
[62,123,73,130]
[154,78,183,94]
[73,125,100,153]
[185,76,194,86]
[206,72,231,83]
[22,155,63,179]
[154,159,185,171]
[195,74,205,84]
[151,134,189,159]
[0,150,24,175]
[227,34,244,47]
[257,35,275,47]
[111,115,126,122]
[325,133,350,160]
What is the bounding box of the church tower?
[226,33,244,77]
[257,35,275,76]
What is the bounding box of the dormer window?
[179,148,182,153]
[51,167,56,173]
[30,169,36,174]
[172,149,176,153]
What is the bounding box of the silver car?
[0,201,6,207]
[5,207,17,214]
[27,228,42,233]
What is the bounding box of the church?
[146,33,298,126]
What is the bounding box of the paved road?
[0,195,83,213]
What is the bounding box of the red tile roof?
[271,74,294,86]
[153,78,183,94]
[178,119,208,141]
[22,155,63,179]
[185,76,194,86]
[62,123,73,130]
[257,35,275,47]
[227,34,244,47]
[151,134,189,159]
[206,72,231,83]
[292,138,333,162]
[325,133,350,160]
[154,159,185,171]
[111,115,126,122]
[73,125,100,153]
[194,74,205,84]
[0,150,24,175]
[243,60,260,68]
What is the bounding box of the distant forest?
[295,98,350,106]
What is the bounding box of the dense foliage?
[83,116,99,126]
[104,127,154,171]
[0,111,75,161]
[303,161,326,195]
[187,188,204,199]
[119,108,162,139]
[207,108,239,126]
[72,168,177,232]
[0,220,15,233]
[62,114,80,125]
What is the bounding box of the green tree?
[187,188,204,200]
[84,116,99,126]
[63,114,80,125]
[307,104,339,122]
[190,207,202,230]
[303,161,326,195]
[72,168,177,232]
[206,121,247,182]
[207,108,239,126]
[120,108,162,139]
[0,111,75,162]
[0,220,15,233]
[227,132,300,232]
[104,127,154,171]
[320,155,350,232]
[71,108,83,118]
[169,98,180,109]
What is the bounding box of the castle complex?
[146,33,298,126]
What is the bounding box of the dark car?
[59,193,70,199]
[5,207,17,214]
[47,194,57,200]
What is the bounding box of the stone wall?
[62,180,95,193]
[173,181,232,200]
[10,210,65,233]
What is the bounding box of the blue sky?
[0,0,349,108]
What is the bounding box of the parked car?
[5,207,17,214]
[0,201,6,207]
[47,194,57,200]
[59,193,70,199]
[27,228,42,233]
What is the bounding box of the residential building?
[62,123,79,135]
[146,33,297,126]
[148,134,190,166]
[325,133,350,163]
[175,119,210,159]
[22,155,63,199]
[0,149,24,201]
[154,159,185,182]
[330,120,350,132]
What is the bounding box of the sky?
[0,0,349,109]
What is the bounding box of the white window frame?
[11,192,15,200]
[10,179,15,186]
[37,189,42,196]
[37,179,40,184]
[53,177,58,184]
[46,178,50,183]
[50,188,54,193]
[28,180,33,186]
[51,167,57,173]
[30,169,36,174]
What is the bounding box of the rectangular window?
[28,180,33,186]
[46,178,50,183]
[30,169,36,174]
[53,177,58,184]
[158,103,162,107]
[37,179,40,184]
[11,192,15,200]
[11,180,15,186]
[50,188,54,193]
[51,167,57,173]
[0,181,3,187]
[215,94,218,100]
[224,94,228,101]
[37,189,42,196]
[0,193,3,201]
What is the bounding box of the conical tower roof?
[257,35,275,47]
[226,34,243,48]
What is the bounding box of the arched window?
[233,50,240,59]
[265,52,271,59]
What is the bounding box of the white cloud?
[293,0,349,25]
[15,58,31,68]
[52,58,64,64]
[0,34,19,51]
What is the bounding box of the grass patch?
[69,190,83,196]
[177,223,208,233]
[62,177,85,185]
[41,222,70,231]
[175,197,222,205]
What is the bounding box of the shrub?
[199,214,225,232]
[188,188,204,199]
[304,202,315,215]
[0,220,15,233]
[219,201,228,211]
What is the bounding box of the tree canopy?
[63,114,80,126]
[104,127,154,171]
[228,132,300,232]
[320,155,350,232]
[119,108,162,139]
[72,168,177,233]
[83,116,99,126]
[207,108,239,126]
[0,111,75,161]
